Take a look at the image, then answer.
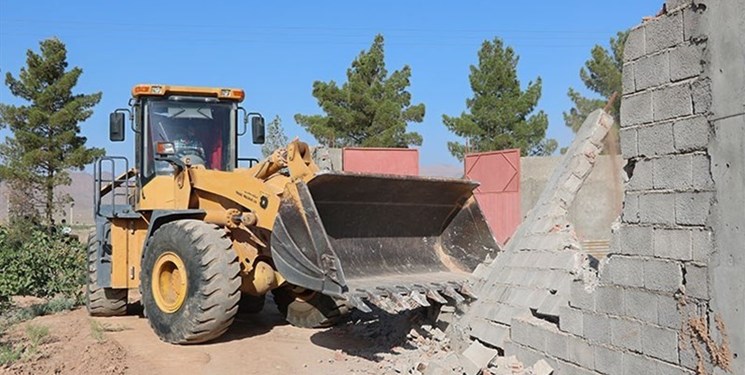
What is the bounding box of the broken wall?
[520,155,624,247]
[442,1,743,374]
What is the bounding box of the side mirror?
[109,112,125,142]
[251,116,265,144]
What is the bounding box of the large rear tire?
[86,229,127,317]
[272,286,347,328]
[141,220,241,344]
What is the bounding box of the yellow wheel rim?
[152,252,187,313]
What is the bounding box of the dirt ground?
[0,301,449,375]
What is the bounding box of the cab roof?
[131,84,245,102]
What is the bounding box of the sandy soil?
[1,303,447,375]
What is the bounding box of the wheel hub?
[152,252,187,313]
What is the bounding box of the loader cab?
[132,86,245,181]
[103,84,264,211]
[143,97,236,177]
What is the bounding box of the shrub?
[0,224,86,301]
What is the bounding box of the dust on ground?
[1,302,452,375]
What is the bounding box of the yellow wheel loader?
[86,84,499,344]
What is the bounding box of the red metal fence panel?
[464,149,521,245]
[342,147,419,176]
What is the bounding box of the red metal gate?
[342,147,419,176]
[464,149,521,245]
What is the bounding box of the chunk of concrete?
[530,359,554,375]
[462,340,498,370]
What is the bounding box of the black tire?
[86,229,127,317]
[140,220,241,344]
[272,286,346,328]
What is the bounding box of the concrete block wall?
[443,109,613,367]
[497,3,735,374]
[438,1,744,374]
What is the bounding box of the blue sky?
[0,1,660,171]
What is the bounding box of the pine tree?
[443,37,553,160]
[564,31,628,132]
[295,34,425,148]
[0,38,104,224]
[261,115,289,158]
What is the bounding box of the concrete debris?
[462,340,498,370]
[487,356,553,375]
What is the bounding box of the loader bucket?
[270,172,500,311]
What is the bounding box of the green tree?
[261,115,289,158]
[0,38,104,225]
[443,37,553,160]
[295,34,425,148]
[563,31,628,132]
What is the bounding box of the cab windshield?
[144,99,235,176]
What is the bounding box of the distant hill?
[0,171,96,225]
[420,163,463,178]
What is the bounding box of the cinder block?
[657,294,684,329]
[691,228,712,262]
[605,255,645,288]
[666,0,688,11]
[679,337,714,373]
[669,43,703,81]
[641,324,679,363]
[531,359,556,375]
[469,318,509,348]
[594,344,624,375]
[654,155,692,191]
[636,52,670,90]
[645,10,684,53]
[684,263,709,299]
[595,286,625,317]
[653,228,692,260]
[559,305,583,336]
[569,281,595,311]
[462,340,498,370]
[567,335,595,369]
[621,91,653,127]
[510,318,546,352]
[691,78,711,114]
[509,344,545,372]
[623,62,636,95]
[555,361,597,375]
[675,192,714,225]
[628,158,654,191]
[653,83,693,122]
[610,317,642,351]
[620,128,638,159]
[622,193,640,224]
[624,288,658,324]
[691,154,714,190]
[622,353,658,375]
[683,6,705,42]
[657,361,695,375]
[616,225,654,257]
[624,26,646,62]
[455,352,480,375]
[638,122,675,156]
[643,258,683,292]
[639,192,676,226]
[545,329,569,361]
[673,115,709,152]
[583,312,612,344]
